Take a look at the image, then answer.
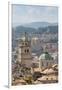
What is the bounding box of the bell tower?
[17,32,32,68]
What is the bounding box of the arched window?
[27,49,29,53]
[25,49,26,53]
[24,49,29,53]
[25,42,27,45]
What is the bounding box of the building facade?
[17,32,32,68]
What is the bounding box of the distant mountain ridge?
[13,24,58,36]
[21,22,58,29]
[12,22,58,40]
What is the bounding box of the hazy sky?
[12,4,58,27]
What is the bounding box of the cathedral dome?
[39,52,53,60]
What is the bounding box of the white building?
[17,32,32,68]
[39,52,54,68]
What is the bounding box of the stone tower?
[17,32,32,68]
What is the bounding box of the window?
[27,49,29,53]
[25,49,26,53]
[24,49,29,53]
[25,42,27,45]
[46,78,48,80]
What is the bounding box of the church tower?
[17,32,32,68]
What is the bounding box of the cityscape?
[12,5,58,85]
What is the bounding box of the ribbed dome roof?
[39,52,53,60]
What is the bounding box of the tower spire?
[25,32,28,41]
